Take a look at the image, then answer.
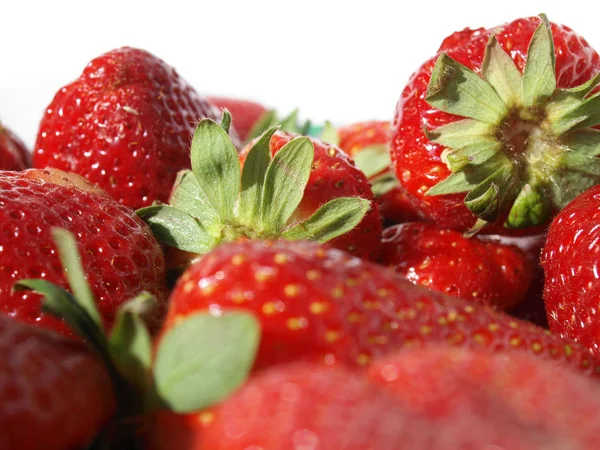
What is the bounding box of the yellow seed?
[196,411,215,427]
[368,335,388,345]
[255,269,275,282]
[231,291,246,304]
[509,337,522,347]
[356,354,371,365]
[262,302,278,315]
[348,312,364,323]
[472,333,486,345]
[464,305,475,314]
[183,280,195,293]
[274,253,289,264]
[377,288,390,298]
[306,270,321,280]
[332,286,344,298]
[564,345,574,358]
[420,325,432,335]
[509,321,519,329]
[447,311,458,322]
[310,301,328,315]
[287,317,308,330]
[363,299,381,310]
[201,284,215,296]
[284,284,300,297]
[324,330,342,342]
[531,342,543,353]
[231,254,245,266]
[488,323,500,332]
[345,278,358,287]
[437,317,448,325]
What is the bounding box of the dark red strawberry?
[337,121,422,225]
[33,47,239,210]
[139,120,381,265]
[208,96,269,141]
[0,122,30,170]
[542,184,600,356]
[0,169,168,336]
[241,131,383,260]
[368,346,600,448]
[149,362,563,450]
[379,222,534,310]
[160,239,597,374]
[0,314,115,450]
[391,15,600,233]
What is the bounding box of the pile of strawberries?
[4,13,600,450]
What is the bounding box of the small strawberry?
[369,346,600,448]
[379,222,534,310]
[0,169,168,336]
[542,184,600,356]
[138,117,380,263]
[161,239,597,374]
[149,361,564,450]
[208,96,270,141]
[33,47,238,210]
[336,120,422,225]
[391,15,600,233]
[0,121,30,170]
[0,314,115,450]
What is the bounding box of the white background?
[1,0,597,148]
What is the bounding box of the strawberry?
[33,47,238,210]
[149,362,562,450]
[208,96,269,141]
[337,121,422,224]
[368,346,600,448]
[542,184,600,356]
[138,118,380,264]
[0,169,168,336]
[391,15,600,233]
[0,122,30,170]
[161,239,597,374]
[378,222,534,310]
[0,314,115,450]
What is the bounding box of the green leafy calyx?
[425,14,600,229]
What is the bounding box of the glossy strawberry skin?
[0,124,30,171]
[163,240,597,374]
[0,315,115,450]
[33,47,237,210]
[542,185,600,356]
[391,18,600,232]
[208,96,267,141]
[0,169,168,336]
[368,346,600,448]
[379,223,534,310]
[241,131,382,260]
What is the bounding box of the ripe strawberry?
[161,239,597,374]
[240,131,383,260]
[149,362,562,450]
[378,222,534,310]
[0,122,30,170]
[391,15,600,233]
[33,47,238,210]
[0,169,168,336]
[139,120,381,265]
[368,346,600,448]
[337,121,422,224]
[542,184,600,356]
[0,314,115,450]
[208,96,269,141]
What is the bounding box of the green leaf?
[282,197,370,242]
[464,164,516,222]
[353,145,391,178]
[563,72,600,97]
[505,183,551,228]
[279,109,301,133]
[220,110,232,135]
[168,170,222,232]
[320,121,340,146]
[238,126,278,226]
[425,119,496,149]
[190,119,241,222]
[548,152,600,209]
[444,139,502,172]
[426,171,474,196]
[549,92,600,135]
[482,34,523,107]
[108,292,155,393]
[153,311,260,413]
[561,129,600,157]
[247,109,278,140]
[426,52,508,124]
[370,172,400,196]
[522,14,556,108]
[137,205,216,254]
[260,137,314,234]
[13,280,113,369]
[50,228,103,329]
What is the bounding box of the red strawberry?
[208,96,269,141]
[161,239,597,374]
[0,314,115,450]
[379,222,534,310]
[240,131,383,260]
[149,362,561,450]
[33,47,239,210]
[368,346,600,448]
[542,184,600,356]
[391,15,600,233]
[337,121,422,224]
[0,169,167,336]
[0,122,30,171]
